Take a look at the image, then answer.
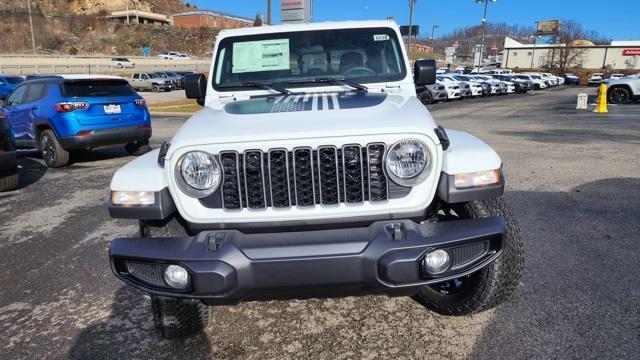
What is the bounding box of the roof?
[172,10,253,23]
[217,20,399,38]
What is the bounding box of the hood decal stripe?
[225,92,387,114]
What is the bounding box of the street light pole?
[530,35,538,68]
[26,0,36,54]
[408,0,417,56]
[475,0,496,70]
[431,25,439,50]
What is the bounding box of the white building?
[501,37,640,70]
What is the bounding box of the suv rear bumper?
[60,126,151,150]
[0,151,17,174]
[110,217,505,305]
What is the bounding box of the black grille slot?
[450,241,489,269]
[367,144,388,201]
[293,148,315,206]
[220,152,242,209]
[268,150,291,208]
[318,146,340,205]
[342,145,364,203]
[243,150,266,208]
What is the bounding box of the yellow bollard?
[594,83,608,113]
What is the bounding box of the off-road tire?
[125,140,150,156]
[151,295,212,339]
[0,172,18,192]
[39,129,70,168]
[413,197,524,316]
[152,84,160,93]
[608,87,630,104]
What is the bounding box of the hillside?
[0,0,192,15]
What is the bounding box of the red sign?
[623,49,640,56]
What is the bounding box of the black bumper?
[110,217,505,304]
[60,126,151,150]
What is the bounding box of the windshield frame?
[211,27,407,92]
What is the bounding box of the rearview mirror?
[185,73,207,106]
[414,59,436,86]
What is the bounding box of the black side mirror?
[414,59,436,85]
[185,73,207,106]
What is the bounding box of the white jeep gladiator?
[108,20,524,339]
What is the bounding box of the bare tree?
[549,20,588,73]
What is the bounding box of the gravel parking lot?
[0,87,638,359]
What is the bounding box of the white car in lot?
[588,73,605,86]
[609,73,625,80]
[159,52,180,60]
[437,79,461,100]
[450,74,484,96]
[106,20,523,339]
[514,74,547,90]
[110,57,136,68]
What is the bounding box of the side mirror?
[185,73,207,106]
[414,59,436,85]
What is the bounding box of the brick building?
[172,10,253,29]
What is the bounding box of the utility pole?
[126,0,130,24]
[475,0,496,70]
[26,0,36,54]
[431,25,439,50]
[530,35,537,68]
[267,0,272,25]
[408,0,417,56]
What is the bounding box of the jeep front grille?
[213,144,410,210]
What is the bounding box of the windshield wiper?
[288,77,368,93]
[241,81,292,95]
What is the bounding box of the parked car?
[158,52,180,60]
[107,20,523,339]
[154,72,183,89]
[437,79,461,100]
[606,76,640,104]
[174,71,196,77]
[609,74,625,80]
[474,75,508,95]
[465,75,499,95]
[111,57,136,69]
[448,75,484,97]
[438,75,470,98]
[588,73,604,86]
[513,74,547,90]
[493,75,533,93]
[0,111,18,191]
[175,54,191,60]
[0,75,25,100]
[562,73,580,85]
[130,73,174,92]
[416,83,447,104]
[0,75,151,167]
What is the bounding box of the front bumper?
[110,217,505,304]
[60,126,151,150]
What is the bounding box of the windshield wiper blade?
[289,77,368,93]
[242,81,292,95]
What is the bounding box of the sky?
[190,0,639,41]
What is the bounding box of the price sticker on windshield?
[373,34,390,41]
[232,39,290,73]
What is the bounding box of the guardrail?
[0,62,211,75]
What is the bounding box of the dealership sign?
[623,49,640,56]
[281,0,312,24]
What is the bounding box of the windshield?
[212,27,406,91]
[149,73,162,79]
[166,72,180,77]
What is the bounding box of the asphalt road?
[1,87,638,359]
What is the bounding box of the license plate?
[104,104,121,114]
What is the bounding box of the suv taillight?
[56,102,89,112]
[134,99,146,106]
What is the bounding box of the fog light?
[164,265,189,289]
[424,249,451,274]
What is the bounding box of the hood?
[168,92,438,152]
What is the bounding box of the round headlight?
[385,139,431,186]
[176,151,221,198]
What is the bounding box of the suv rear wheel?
[413,197,524,315]
[40,129,70,168]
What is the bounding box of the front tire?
[413,197,524,315]
[151,296,212,339]
[151,84,160,93]
[608,87,630,104]
[39,129,70,168]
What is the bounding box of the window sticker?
[373,34,390,41]
[232,39,290,73]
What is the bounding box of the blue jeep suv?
[1,75,151,167]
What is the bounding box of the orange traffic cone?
[594,84,608,113]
